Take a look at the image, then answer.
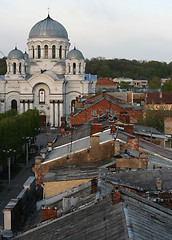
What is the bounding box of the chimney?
[35,155,42,168]
[156,178,162,191]
[48,141,53,152]
[91,123,101,135]
[41,206,57,222]
[124,124,134,135]
[93,116,98,123]
[112,186,121,204]
[110,124,116,135]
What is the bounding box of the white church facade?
[0,14,97,126]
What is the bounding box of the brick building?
[70,92,143,125]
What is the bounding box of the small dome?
[67,47,84,60]
[8,47,24,60]
[29,14,68,39]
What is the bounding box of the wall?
[164,117,172,135]
[33,136,116,185]
[43,179,92,199]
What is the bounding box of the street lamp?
[22,137,32,166]
[3,149,16,184]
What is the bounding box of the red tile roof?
[146,92,172,104]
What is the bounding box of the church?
[0,14,97,126]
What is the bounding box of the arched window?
[73,63,76,74]
[39,89,45,104]
[79,63,81,73]
[59,45,62,59]
[44,45,48,59]
[32,46,35,58]
[68,63,70,73]
[52,45,56,58]
[11,99,17,110]
[37,45,41,58]
[13,63,16,74]
[19,63,21,74]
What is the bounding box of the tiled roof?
[146,92,172,104]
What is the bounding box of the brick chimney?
[41,206,57,222]
[124,124,134,135]
[93,116,98,123]
[91,123,102,135]
[126,137,139,151]
[112,186,121,204]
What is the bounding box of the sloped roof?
[146,92,172,104]
[100,169,172,192]
[15,197,129,240]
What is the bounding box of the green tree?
[148,76,161,89]
[162,80,172,92]
[138,105,172,131]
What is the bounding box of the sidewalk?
[0,131,57,229]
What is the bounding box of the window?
[59,45,62,59]
[37,45,41,58]
[13,63,16,74]
[68,63,70,73]
[11,99,17,110]
[44,45,48,59]
[73,63,76,74]
[52,45,56,58]
[19,63,21,74]
[32,46,35,58]
[39,89,45,104]
[79,63,81,73]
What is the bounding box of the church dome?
[8,47,24,60]
[29,14,68,39]
[67,47,84,60]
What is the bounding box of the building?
[0,14,97,126]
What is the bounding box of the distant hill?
[85,57,172,80]
[1,57,172,80]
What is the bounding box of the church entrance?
[40,115,46,127]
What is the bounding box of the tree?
[162,80,172,92]
[138,105,172,131]
[148,76,161,90]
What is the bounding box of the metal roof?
[67,47,84,60]
[29,14,68,39]
[8,47,24,60]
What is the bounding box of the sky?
[1,0,172,62]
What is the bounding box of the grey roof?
[67,47,84,60]
[29,14,68,39]
[14,191,172,240]
[8,47,24,60]
[43,166,99,182]
[14,197,129,240]
[100,169,172,192]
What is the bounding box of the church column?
[57,100,60,127]
[16,63,19,74]
[41,47,44,59]
[50,101,54,126]
[62,46,65,59]
[25,101,28,111]
[55,102,58,127]
[59,101,63,126]
[30,101,33,109]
